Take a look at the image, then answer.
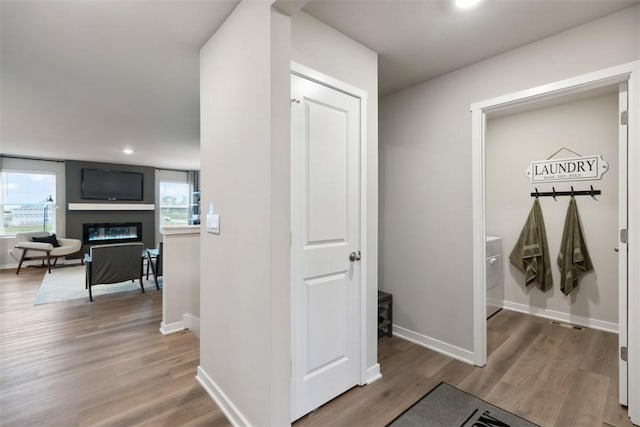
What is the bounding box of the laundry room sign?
[526,155,608,183]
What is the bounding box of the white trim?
[0,262,19,270]
[471,60,640,425]
[291,62,368,101]
[183,313,200,338]
[501,301,618,334]
[393,325,476,365]
[68,203,155,211]
[196,366,253,427]
[358,78,370,387]
[618,82,629,406]
[364,364,381,385]
[159,320,185,335]
[290,63,371,390]
[627,62,640,425]
[471,106,487,367]
[161,225,201,236]
[471,61,638,113]
[1,257,83,271]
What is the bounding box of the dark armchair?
[85,242,145,302]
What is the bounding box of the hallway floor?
[295,309,633,427]
[1,267,633,426]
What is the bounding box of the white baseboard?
[0,262,19,270]
[196,366,252,427]
[1,258,83,271]
[392,325,476,365]
[364,363,381,385]
[159,320,185,335]
[501,300,618,334]
[183,313,200,338]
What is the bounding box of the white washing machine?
[486,236,503,318]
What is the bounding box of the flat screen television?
[81,168,144,201]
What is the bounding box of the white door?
[618,82,629,406]
[290,73,362,421]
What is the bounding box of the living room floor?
[0,267,227,426]
[0,267,634,426]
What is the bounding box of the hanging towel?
[557,196,593,295]
[509,199,553,291]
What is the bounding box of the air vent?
[550,320,583,331]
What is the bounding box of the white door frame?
[470,61,640,424]
[290,62,370,386]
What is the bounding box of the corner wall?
[198,2,290,426]
[380,6,640,353]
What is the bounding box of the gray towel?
[558,196,593,295]
[509,199,553,291]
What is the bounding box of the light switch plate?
[206,213,220,234]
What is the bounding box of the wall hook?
[571,186,575,196]
[534,188,539,199]
[552,187,557,201]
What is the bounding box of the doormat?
[387,382,539,427]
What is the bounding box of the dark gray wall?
[65,160,156,256]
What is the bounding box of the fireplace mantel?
[68,203,155,211]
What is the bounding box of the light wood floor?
[1,267,634,426]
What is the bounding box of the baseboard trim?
[392,325,476,365]
[0,262,19,270]
[183,313,200,338]
[364,363,382,385]
[501,300,618,334]
[159,320,185,335]
[196,366,252,427]
[1,258,83,271]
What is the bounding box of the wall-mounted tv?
[81,168,144,201]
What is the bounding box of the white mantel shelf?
[161,225,201,236]
[68,203,155,211]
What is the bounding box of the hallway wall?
[380,6,639,355]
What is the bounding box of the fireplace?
[82,222,142,246]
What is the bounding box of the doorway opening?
[471,61,640,425]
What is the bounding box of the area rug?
[34,265,161,305]
[387,382,539,427]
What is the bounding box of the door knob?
[349,251,361,262]
[614,247,619,253]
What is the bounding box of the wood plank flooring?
[295,309,634,427]
[1,267,634,426]
[0,267,228,427]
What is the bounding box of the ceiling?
[0,0,238,170]
[303,0,638,95]
[1,0,637,170]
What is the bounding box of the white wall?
[160,226,200,329]
[380,6,640,353]
[198,2,290,426]
[486,92,619,326]
[291,11,379,374]
[0,157,66,269]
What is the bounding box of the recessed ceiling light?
[455,0,482,9]
[123,148,134,155]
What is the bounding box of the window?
[159,181,190,228]
[1,171,56,236]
